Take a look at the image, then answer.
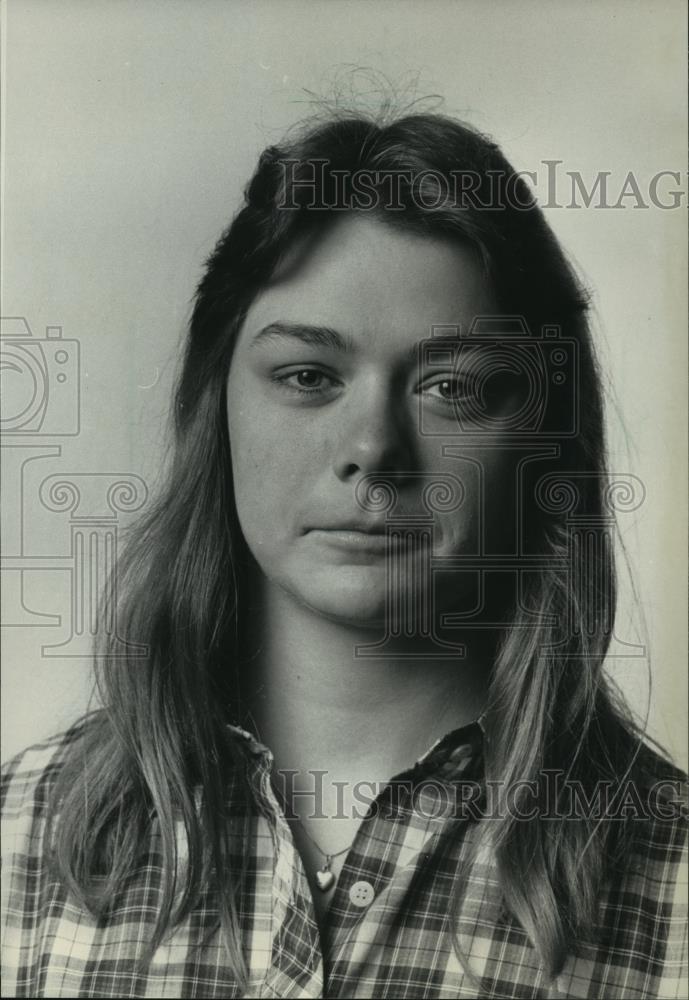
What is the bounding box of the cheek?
[227,395,277,546]
[426,444,516,552]
[226,396,318,544]
[433,497,478,554]
[421,450,480,552]
[482,449,519,551]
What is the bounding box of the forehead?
[239,214,496,352]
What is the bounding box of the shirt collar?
[226,711,486,782]
[413,711,486,766]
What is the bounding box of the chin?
[269,555,445,629]
[298,582,389,628]
[297,566,445,631]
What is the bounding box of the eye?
[270,366,340,397]
[423,377,474,404]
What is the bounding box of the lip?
[307,528,390,552]
[315,519,388,533]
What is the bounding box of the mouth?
[320,520,387,532]
[305,526,390,553]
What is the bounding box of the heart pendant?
[315,867,335,892]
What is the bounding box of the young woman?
[2,111,687,999]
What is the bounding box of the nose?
[332,377,413,481]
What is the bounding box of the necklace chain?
[297,822,352,866]
[292,821,353,891]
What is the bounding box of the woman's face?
[227,214,518,627]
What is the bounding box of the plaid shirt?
[2,715,687,999]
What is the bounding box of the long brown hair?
[47,109,656,985]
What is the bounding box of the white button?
[349,880,375,908]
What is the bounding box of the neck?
[238,575,494,785]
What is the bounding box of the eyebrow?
[250,322,466,364]
[251,322,355,354]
